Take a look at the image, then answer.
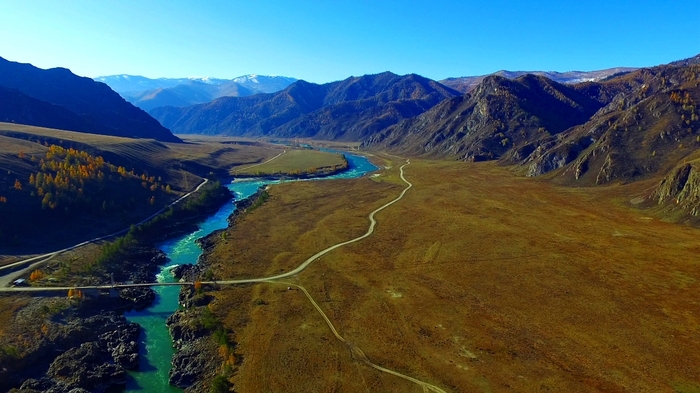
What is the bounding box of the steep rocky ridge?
[525,61,700,186]
[150,72,459,141]
[651,157,700,219]
[441,67,637,93]
[362,74,604,161]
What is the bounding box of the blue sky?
[0,0,697,83]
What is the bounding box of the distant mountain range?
[150,72,459,141]
[439,68,637,93]
[4,52,700,220]
[0,57,179,142]
[95,74,297,111]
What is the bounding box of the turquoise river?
[124,151,378,392]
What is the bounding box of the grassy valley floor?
[232,148,348,177]
[206,156,700,392]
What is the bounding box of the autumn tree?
[67,288,84,299]
[29,269,44,281]
[13,179,22,190]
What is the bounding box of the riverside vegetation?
[0,177,235,392]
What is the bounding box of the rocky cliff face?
[166,309,219,390]
[651,160,700,218]
[0,247,170,392]
[362,74,603,161]
[4,312,140,393]
[524,63,700,185]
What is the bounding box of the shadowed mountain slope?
[150,72,459,141]
[0,57,180,142]
[525,59,700,186]
[362,74,604,161]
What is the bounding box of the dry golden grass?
[232,149,346,176]
[0,122,283,190]
[0,296,29,339]
[208,157,700,392]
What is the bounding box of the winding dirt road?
[5,159,448,392]
[217,159,413,284]
[277,280,447,393]
[263,160,446,393]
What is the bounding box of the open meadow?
[232,148,347,176]
[207,156,700,392]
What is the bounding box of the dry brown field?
[232,148,347,176]
[207,156,700,392]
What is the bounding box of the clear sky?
[0,0,698,83]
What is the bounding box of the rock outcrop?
[5,313,139,392]
[166,309,219,389]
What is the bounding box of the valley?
[1,50,700,393]
[204,155,700,392]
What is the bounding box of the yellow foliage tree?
[13,179,22,190]
[29,269,44,281]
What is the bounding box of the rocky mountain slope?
[362,74,604,161]
[150,72,459,141]
[358,54,700,218]
[525,56,700,185]
[0,57,180,142]
[440,67,637,93]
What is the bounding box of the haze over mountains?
[95,74,298,111]
[151,72,459,141]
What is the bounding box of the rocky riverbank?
[163,187,271,392]
[0,247,167,393]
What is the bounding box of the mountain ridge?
[0,57,180,142]
[150,71,460,141]
[440,67,638,94]
[96,74,298,111]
